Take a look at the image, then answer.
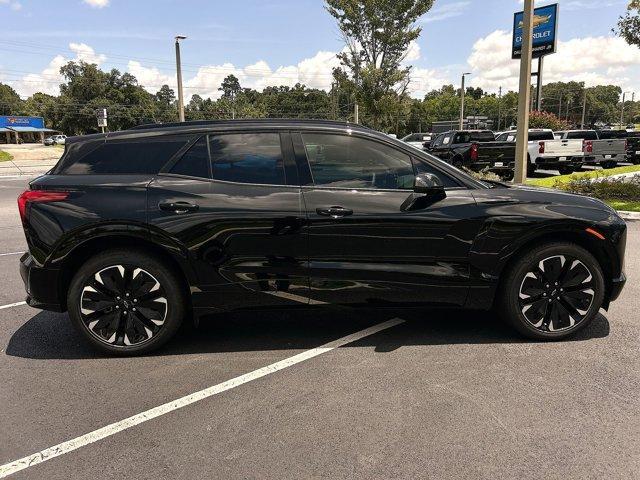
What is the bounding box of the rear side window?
[470,131,495,142]
[169,137,209,179]
[528,131,554,141]
[59,136,190,175]
[209,133,285,185]
[566,131,598,140]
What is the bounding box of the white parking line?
[0,252,24,257]
[0,301,26,310]
[0,317,405,478]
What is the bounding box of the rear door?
[293,131,479,307]
[147,131,309,312]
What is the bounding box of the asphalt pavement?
[0,176,639,479]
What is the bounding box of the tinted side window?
[60,136,190,175]
[169,137,209,178]
[302,133,414,190]
[470,131,495,142]
[210,133,285,185]
[528,131,554,141]
[412,158,460,188]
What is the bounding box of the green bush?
[556,174,640,201]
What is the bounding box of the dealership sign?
[0,116,45,129]
[512,3,558,59]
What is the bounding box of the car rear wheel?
[558,166,573,175]
[497,242,604,340]
[68,249,185,355]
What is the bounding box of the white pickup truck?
[495,129,584,174]
[555,130,627,169]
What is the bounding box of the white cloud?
[422,1,470,23]
[403,40,421,63]
[467,30,640,94]
[127,61,174,94]
[12,43,107,97]
[0,0,22,11]
[82,0,109,7]
[407,67,453,98]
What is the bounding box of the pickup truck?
[401,132,433,150]
[496,129,583,174]
[625,132,640,164]
[427,130,517,179]
[556,130,626,169]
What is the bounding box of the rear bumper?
[20,253,65,312]
[583,155,621,165]
[535,156,583,168]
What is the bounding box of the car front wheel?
[497,242,604,340]
[67,249,186,355]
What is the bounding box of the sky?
[0,0,638,101]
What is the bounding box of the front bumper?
[609,272,626,302]
[20,253,65,312]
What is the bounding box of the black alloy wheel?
[80,265,167,347]
[498,242,604,340]
[68,249,185,355]
[518,255,594,333]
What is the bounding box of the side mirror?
[413,173,444,195]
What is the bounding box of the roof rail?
[128,118,371,131]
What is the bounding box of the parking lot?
[1,174,639,479]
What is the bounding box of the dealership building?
[0,116,58,144]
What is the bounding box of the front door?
[147,131,309,313]
[293,132,479,307]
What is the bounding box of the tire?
[602,161,617,169]
[558,166,573,175]
[451,156,464,169]
[500,171,514,181]
[496,242,605,341]
[67,249,186,355]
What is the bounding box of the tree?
[0,83,22,115]
[326,0,434,129]
[219,74,242,99]
[617,0,640,47]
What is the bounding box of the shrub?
[556,174,640,201]
[528,110,570,131]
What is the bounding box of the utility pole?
[459,72,471,130]
[174,35,187,122]
[580,89,587,130]
[497,86,502,131]
[354,103,359,124]
[514,0,534,184]
[558,93,562,117]
[620,92,627,128]
[533,56,544,111]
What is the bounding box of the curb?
[617,211,640,221]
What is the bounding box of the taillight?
[470,143,478,161]
[18,190,69,224]
[584,140,593,153]
[538,141,545,154]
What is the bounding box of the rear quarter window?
[470,132,495,142]
[58,135,191,175]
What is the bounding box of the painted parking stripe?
[0,252,24,257]
[0,317,405,478]
[0,301,26,310]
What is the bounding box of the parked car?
[496,129,583,174]
[401,132,433,150]
[555,130,626,169]
[44,135,67,146]
[426,130,519,178]
[19,119,627,354]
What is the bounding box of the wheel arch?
[494,229,616,309]
[55,233,195,312]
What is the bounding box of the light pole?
[620,91,630,128]
[459,72,472,130]
[175,35,187,122]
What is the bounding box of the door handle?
[316,206,353,218]
[159,201,199,214]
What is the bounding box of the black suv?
[19,119,627,355]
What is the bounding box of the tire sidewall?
[501,243,605,340]
[67,249,185,355]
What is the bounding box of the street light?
[459,72,472,130]
[175,35,187,122]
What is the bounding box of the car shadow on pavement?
[5,307,610,361]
